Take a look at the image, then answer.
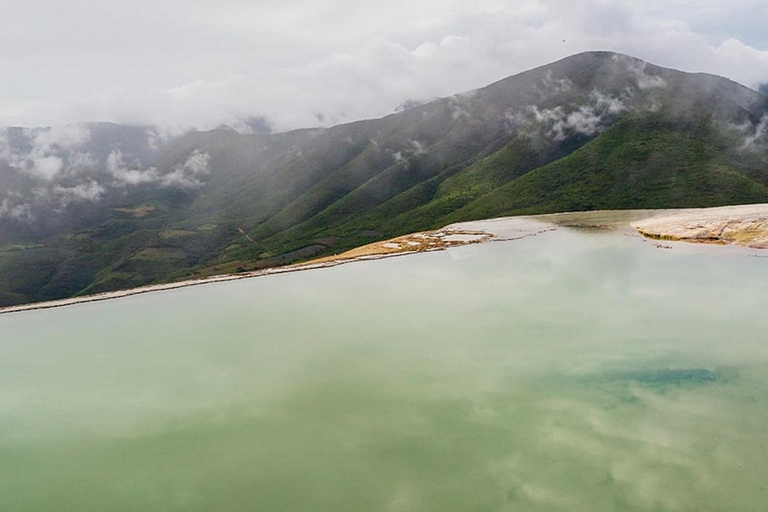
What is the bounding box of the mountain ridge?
[1,51,767,306]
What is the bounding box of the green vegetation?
[446,116,768,222]
[1,51,767,306]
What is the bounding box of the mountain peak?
[1,53,767,306]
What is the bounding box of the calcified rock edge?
[3,205,765,315]
[632,204,768,248]
[0,220,554,315]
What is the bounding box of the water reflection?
[1,219,766,511]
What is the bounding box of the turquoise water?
[1,222,767,511]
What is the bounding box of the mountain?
[1,51,767,306]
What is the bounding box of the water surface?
[1,218,767,511]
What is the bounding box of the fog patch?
[107,148,211,188]
[510,90,628,141]
[1,124,92,181]
[106,149,160,185]
[31,124,90,152]
[451,105,470,120]
[410,140,426,154]
[161,150,211,188]
[541,70,574,96]
[389,141,425,168]
[26,125,91,180]
[0,198,33,220]
[29,156,63,180]
[443,93,473,121]
[627,61,667,90]
[394,98,434,113]
[556,106,603,139]
[52,180,105,205]
[229,116,273,135]
[592,91,628,115]
[144,127,174,152]
[741,114,768,150]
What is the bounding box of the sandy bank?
[631,204,768,248]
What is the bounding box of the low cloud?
[410,140,426,154]
[623,58,668,90]
[2,1,766,132]
[554,106,603,139]
[107,148,211,188]
[2,124,92,181]
[0,132,212,220]
[31,124,90,152]
[106,149,159,185]
[540,70,574,96]
[511,90,628,141]
[0,198,33,220]
[592,91,628,115]
[52,180,105,205]
[29,156,63,180]
[388,140,427,168]
[181,149,211,175]
[160,150,211,188]
[741,114,768,150]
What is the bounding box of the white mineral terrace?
[631,204,768,248]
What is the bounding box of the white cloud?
[410,140,427,154]
[1,124,91,180]
[106,148,210,188]
[30,156,63,180]
[0,198,33,220]
[528,106,567,125]
[52,180,105,205]
[558,106,604,138]
[742,114,768,150]
[31,124,91,152]
[0,1,766,132]
[542,71,574,95]
[511,88,631,141]
[64,152,98,176]
[160,150,211,188]
[392,151,406,165]
[106,149,159,185]
[592,91,628,115]
[0,143,211,220]
[625,59,668,90]
[181,149,211,175]
[159,169,198,188]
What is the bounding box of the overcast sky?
[2,0,767,132]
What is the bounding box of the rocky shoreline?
[632,204,768,249]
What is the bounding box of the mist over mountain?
[1,51,767,306]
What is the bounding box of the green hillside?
[449,115,768,221]
[1,51,767,307]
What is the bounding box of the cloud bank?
[0,125,211,219]
[0,0,767,133]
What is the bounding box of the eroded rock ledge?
[632,204,768,248]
